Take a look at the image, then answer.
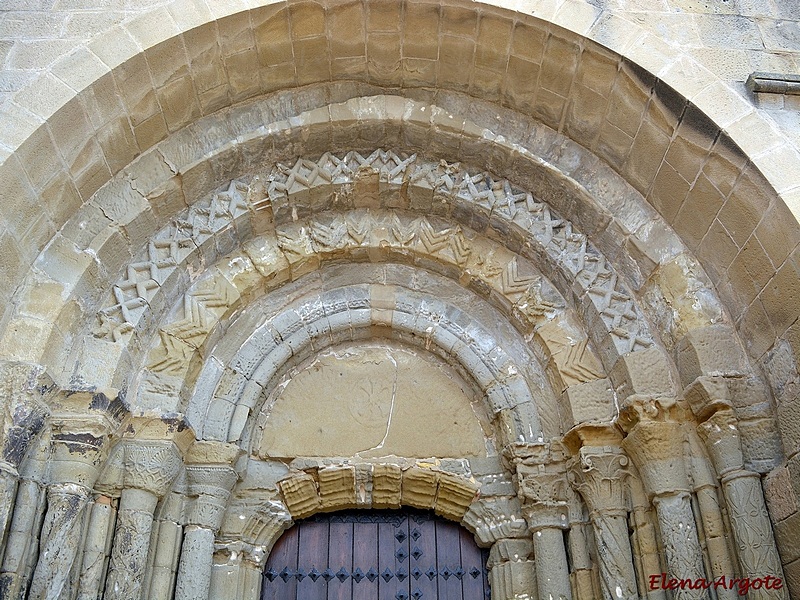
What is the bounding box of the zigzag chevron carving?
[97,149,653,356]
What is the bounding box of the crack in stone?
[358,354,398,455]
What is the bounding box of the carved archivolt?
[94,151,653,366]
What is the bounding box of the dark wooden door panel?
[412,517,438,600]
[262,510,490,600]
[262,524,299,600]
[327,522,353,600]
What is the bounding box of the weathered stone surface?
[0,1,799,596]
[562,378,616,425]
[278,472,321,519]
[401,467,439,509]
[487,538,536,600]
[675,325,749,387]
[765,467,798,523]
[434,472,479,521]
[371,463,402,509]
[28,483,91,600]
[317,466,357,511]
[256,343,488,459]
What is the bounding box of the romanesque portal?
[0,1,798,599]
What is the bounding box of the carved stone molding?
[95,150,655,405]
[241,501,293,549]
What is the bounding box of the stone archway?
[0,1,797,599]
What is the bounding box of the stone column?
[622,412,708,600]
[28,482,92,600]
[686,432,738,600]
[569,446,637,600]
[700,409,787,599]
[487,538,536,600]
[565,516,596,600]
[75,495,116,600]
[209,543,242,600]
[147,492,185,599]
[174,441,241,600]
[509,442,573,600]
[103,441,184,600]
[0,476,46,597]
[628,475,666,600]
[0,360,53,552]
[0,464,20,553]
[239,545,267,600]
[28,412,116,600]
[0,431,50,599]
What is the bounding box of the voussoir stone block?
[434,473,479,522]
[317,466,357,511]
[278,472,321,518]
[401,467,439,509]
[562,378,616,425]
[675,324,749,388]
[683,375,731,419]
[372,463,402,509]
[610,346,675,400]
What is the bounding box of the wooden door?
[262,510,491,600]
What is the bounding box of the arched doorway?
[261,510,490,600]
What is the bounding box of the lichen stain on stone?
[56,432,104,455]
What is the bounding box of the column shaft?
[533,527,572,600]
[487,538,536,600]
[239,559,264,600]
[721,471,787,600]
[0,468,19,554]
[693,486,738,600]
[148,519,183,598]
[175,525,215,600]
[567,523,596,600]
[104,487,158,600]
[27,483,91,600]
[590,513,637,600]
[700,409,787,599]
[76,497,116,600]
[0,478,46,598]
[652,492,708,600]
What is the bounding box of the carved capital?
[569,446,629,516]
[698,408,745,476]
[242,500,293,548]
[123,441,184,498]
[0,361,54,470]
[185,464,238,530]
[622,420,689,498]
[507,443,570,531]
[462,497,528,545]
